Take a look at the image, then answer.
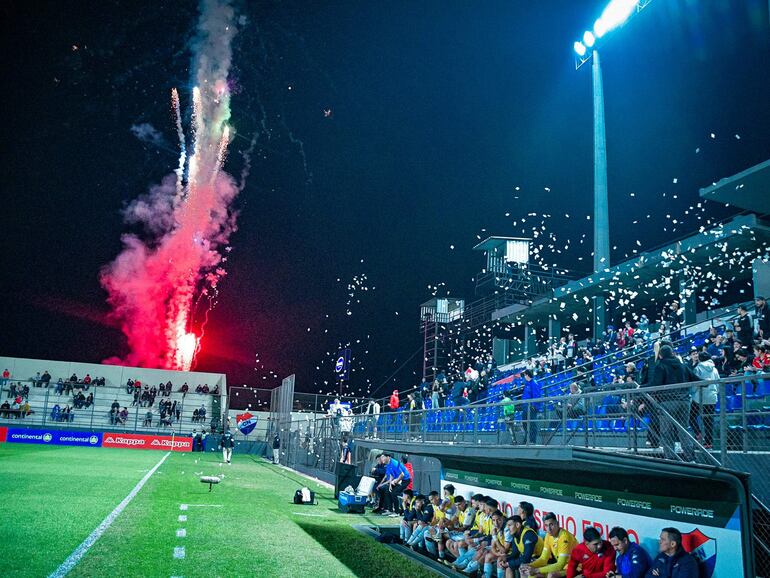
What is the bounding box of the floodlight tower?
[573,0,653,274]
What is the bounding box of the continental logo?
[105,436,146,446]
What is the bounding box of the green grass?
[0,445,437,578]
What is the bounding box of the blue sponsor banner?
[6,428,103,447]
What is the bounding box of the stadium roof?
[492,213,770,328]
[700,159,770,214]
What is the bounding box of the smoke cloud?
[101,0,240,370]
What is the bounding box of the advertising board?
[443,468,743,578]
[102,432,192,452]
[0,426,7,443]
[6,428,102,447]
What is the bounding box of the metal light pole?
[574,1,653,273]
[592,50,609,273]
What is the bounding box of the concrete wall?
[0,355,226,391]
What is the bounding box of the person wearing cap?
[220,429,235,464]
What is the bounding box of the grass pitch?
[0,445,436,578]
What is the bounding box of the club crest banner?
[236,412,257,435]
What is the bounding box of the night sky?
[2,1,769,398]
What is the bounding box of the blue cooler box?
[338,491,366,513]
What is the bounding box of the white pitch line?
[178,515,187,522]
[176,529,187,538]
[173,546,185,559]
[179,504,188,511]
[48,452,171,578]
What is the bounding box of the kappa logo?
[682,528,717,578]
[43,433,52,443]
[106,436,146,446]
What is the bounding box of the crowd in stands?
[365,453,699,576]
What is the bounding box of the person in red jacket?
[401,454,414,491]
[566,527,615,578]
[389,390,400,411]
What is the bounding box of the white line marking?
[176,529,187,538]
[173,546,185,559]
[292,512,325,517]
[178,515,187,522]
[48,452,171,578]
[179,504,188,511]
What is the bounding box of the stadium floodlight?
[583,31,596,48]
[574,41,587,56]
[594,0,638,38]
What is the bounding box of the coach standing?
[220,429,235,464]
[272,432,280,464]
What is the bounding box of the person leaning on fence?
[521,370,543,444]
[646,344,696,462]
[691,351,719,448]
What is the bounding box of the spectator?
[521,370,543,444]
[62,405,74,423]
[1,368,9,388]
[431,379,442,409]
[125,379,134,394]
[646,344,695,462]
[73,392,86,409]
[50,403,61,421]
[734,305,753,350]
[645,527,698,578]
[32,372,42,387]
[555,382,585,422]
[691,351,719,448]
[756,296,769,340]
[195,384,204,394]
[144,410,153,427]
[389,389,400,411]
[366,399,381,438]
[84,393,93,408]
[663,301,682,342]
[199,404,207,421]
[41,371,51,388]
[175,406,181,422]
[0,399,9,418]
[566,526,615,578]
[165,380,173,396]
[69,373,78,384]
[608,526,651,578]
[63,379,74,396]
[202,384,209,394]
[118,407,128,425]
[82,374,92,389]
[521,511,577,577]
[192,409,199,423]
[7,382,17,399]
[211,384,219,395]
[450,378,467,407]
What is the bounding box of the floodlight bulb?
[583,31,596,47]
[594,18,607,38]
[574,41,587,56]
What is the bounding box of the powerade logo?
[6,429,103,447]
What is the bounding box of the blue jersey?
[385,458,411,482]
[616,542,651,578]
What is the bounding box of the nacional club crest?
[236,412,257,436]
[681,528,717,578]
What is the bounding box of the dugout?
[354,440,755,578]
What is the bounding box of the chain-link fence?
[288,372,770,576]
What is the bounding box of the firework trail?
[101,0,239,371]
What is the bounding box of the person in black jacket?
[646,344,695,461]
[645,527,699,578]
[756,296,769,340]
[734,305,754,350]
